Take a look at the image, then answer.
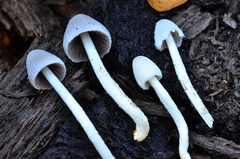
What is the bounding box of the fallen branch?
[190,131,240,158]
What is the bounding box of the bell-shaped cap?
[26,49,66,90]
[154,19,184,51]
[63,14,112,62]
[132,56,162,90]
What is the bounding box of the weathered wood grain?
[190,131,240,158]
[0,0,240,158]
[0,0,59,38]
[172,5,213,40]
[0,35,90,158]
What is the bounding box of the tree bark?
[0,1,168,158]
[0,0,60,38]
[1,0,240,158]
[0,34,90,158]
[0,0,87,158]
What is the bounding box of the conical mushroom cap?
[26,49,66,90]
[154,19,184,51]
[63,14,112,62]
[132,56,162,90]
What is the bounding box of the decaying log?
[172,5,213,40]
[0,35,90,158]
[1,0,240,158]
[0,36,174,158]
[45,0,66,5]
[0,1,88,158]
[0,10,12,30]
[0,1,171,157]
[226,0,240,14]
[0,0,60,38]
[190,131,240,158]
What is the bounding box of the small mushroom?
[154,19,213,128]
[132,56,190,159]
[63,14,149,142]
[26,49,115,159]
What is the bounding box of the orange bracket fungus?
[148,0,188,12]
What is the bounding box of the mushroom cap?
[63,14,112,62]
[154,19,184,51]
[132,56,162,90]
[26,49,66,90]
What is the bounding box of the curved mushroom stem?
[41,67,115,159]
[165,33,214,128]
[80,32,149,142]
[148,76,190,159]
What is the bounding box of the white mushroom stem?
[41,66,115,159]
[148,77,190,159]
[165,33,213,128]
[80,32,149,142]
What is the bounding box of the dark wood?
[45,0,66,5]
[226,0,240,14]
[0,35,90,158]
[0,0,60,37]
[172,5,213,40]
[0,0,87,158]
[190,131,240,158]
[0,0,240,158]
[0,1,169,157]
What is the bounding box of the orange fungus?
[148,0,188,12]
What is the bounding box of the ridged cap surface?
[26,49,66,89]
[132,56,162,90]
[63,14,112,62]
[154,19,184,51]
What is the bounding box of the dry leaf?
[148,0,188,12]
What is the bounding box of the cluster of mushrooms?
[26,14,213,159]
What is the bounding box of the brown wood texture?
[0,1,168,157]
[0,0,87,158]
[190,131,240,158]
[0,0,240,158]
[0,35,90,158]
[0,0,60,38]
[45,0,66,5]
[172,5,213,40]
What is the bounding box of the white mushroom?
[26,49,115,159]
[63,14,149,142]
[132,56,190,159]
[154,19,214,128]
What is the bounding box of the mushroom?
[154,19,213,128]
[132,56,190,159]
[63,14,149,142]
[26,49,115,159]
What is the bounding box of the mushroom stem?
[165,33,213,128]
[80,32,149,142]
[148,76,190,159]
[41,66,115,159]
